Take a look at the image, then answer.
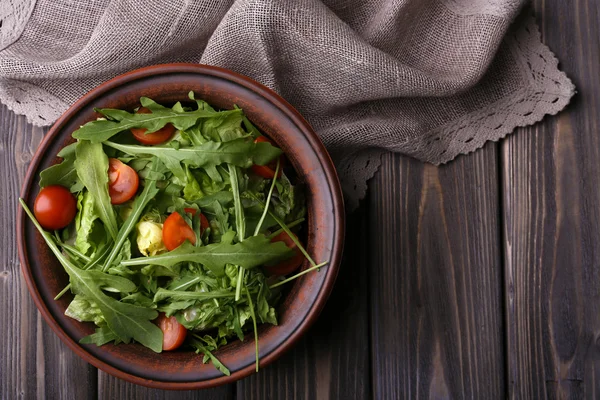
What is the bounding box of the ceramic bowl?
[17,63,344,389]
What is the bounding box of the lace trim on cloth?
[0,0,36,51]
[0,79,66,126]
[338,13,574,211]
[402,13,575,165]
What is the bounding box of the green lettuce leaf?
[75,140,119,239]
[80,325,120,346]
[75,191,102,256]
[65,295,105,325]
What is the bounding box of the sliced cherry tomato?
[199,213,210,233]
[130,107,175,145]
[108,158,139,205]
[251,136,283,179]
[163,211,196,251]
[33,185,77,230]
[183,208,210,234]
[265,231,304,276]
[156,313,187,351]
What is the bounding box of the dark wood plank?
[502,2,600,397]
[0,103,97,398]
[236,205,371,399]
[98,372,233,399]
[369,144,505,398]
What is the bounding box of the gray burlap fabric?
[0,0,575,209]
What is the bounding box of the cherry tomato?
[108,158,139,205]
[184,208,210,233]
[265,231,304,276]
[163,211,196,251]
[130,107,175,145]
[251,136,283,179]
[33,185,77,230]
[156,313,187,351]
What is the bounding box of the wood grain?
[0,104,97,399]
[369,145,505,398]
[4,0,600,396]
[502,2,600,398]
[236,206,371,400]
[97,372,233,399]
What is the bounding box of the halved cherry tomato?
[265,231,304,276]
[163,211,196,251]
[108,158,139,205]
[251,136,283,179]
[184,208,210,233]
[130,107,175,145]
[34,185,77,230]
[156,313,187,351]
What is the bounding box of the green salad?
[20,92,326,375]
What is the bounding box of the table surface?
[2,2,599,399]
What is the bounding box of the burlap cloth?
[0,0,575,210]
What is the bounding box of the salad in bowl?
[20,92,325,376]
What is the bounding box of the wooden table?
[2,3,599,398]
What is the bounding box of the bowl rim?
[16,63,345,389]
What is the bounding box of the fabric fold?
[0,0,575,210]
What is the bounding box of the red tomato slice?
[156,313,187,351]
[184,208,210,234]
[130,107,175,145]
[251,136,283,179]
[33,185,77,230]
[199,213,210,233]
[163,211,196,251]
[265,231,304,276]
[108,158,139,205]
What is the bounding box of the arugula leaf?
[202,111,245,142]
[255,280,277,325]
[121,292,154,307]
[20,199,163,352]
[242,115,261,139]
[39,143,83,192]
[254,159,280,236]
[153,288,236,302]
[228,165,245,242]
[75,141,119,239]
[167,275,202,291]
[72,102,240,143]
[83,269,137,293]
[104,137,282,174]
[189,334,231,376]
[122,234,294,276]
[247,193,316,267]
[206,200,230,242]
[180,123,207,146]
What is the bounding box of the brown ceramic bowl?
[17,64,344,389]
